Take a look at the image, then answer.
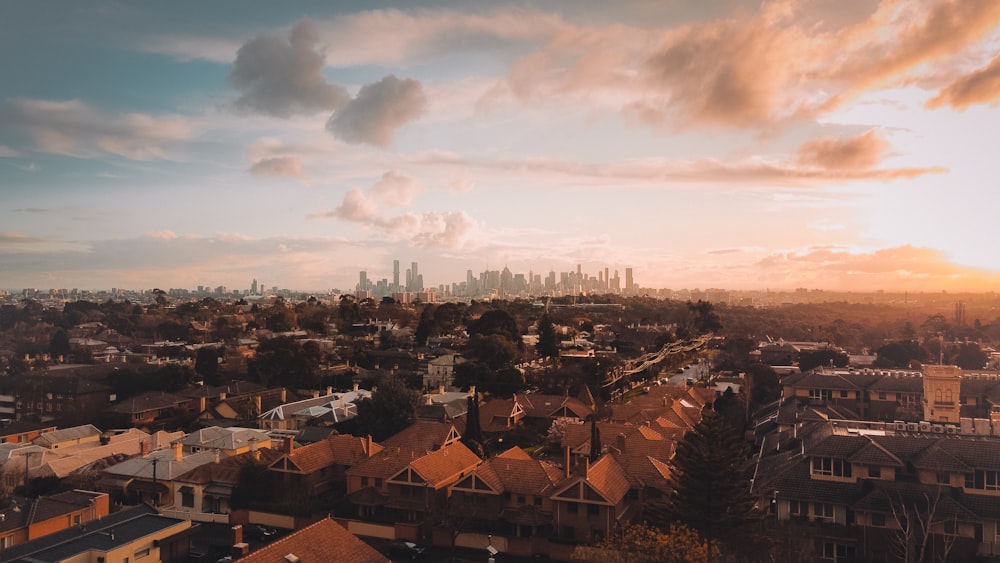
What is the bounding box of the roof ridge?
[236,516,334,561]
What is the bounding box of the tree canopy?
[353,376,421,441]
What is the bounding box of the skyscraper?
[393,260,400,292]
[625,268,634,295]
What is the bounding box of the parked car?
[389,540,426,560]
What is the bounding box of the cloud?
[146,230,179,240]
[926,53,1000,110]
[0,232,47,244]
[0,145,20,158]
[230,20,349,117]
[331,188,378,222]
[1,99,191,160]
[375,211,478,249]
[748,245,1000,291]
[326,75,427,147]
[796,130,888,170]
[249,156,304,178]
[370,171,420,207]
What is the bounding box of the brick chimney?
[285,436,295,454]
[231,524,249,558]
[326,386,333,396]
[617,433,627,454]
[365,435,374,458]
[172,442,183,461]
[140,439,150,457]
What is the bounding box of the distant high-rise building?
[359,271,368,292]
[251,278,258,295]
[393,260,400,291]
[625,268,634,295]
[411,262,420,291]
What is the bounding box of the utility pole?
[151,457,159,506]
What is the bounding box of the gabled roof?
[552,454,630,505]
[175,448,283,486]
[404,442,481,488]
[271,434,382,475]
[175,427,270,451]
[236,517,388,563]
[846,441,904,467]
[348,422,460,480]
[108,392,189,414]
[32,425,101,447]
[460,447,564,496]
[103,449,218,481]
[518,394,594,420]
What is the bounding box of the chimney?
[583,458,590,478]
[326,386,333,396]
[439,385,445,395]
[198,396,207,413]
[469,385,477,398]
[312,390,320,399]
[617,433,626,454]
[219,392,227,401]
[285,436,295,454]
[231,525,249,558]
[353,383,359,392]
[214,449,221,463]
[250,438,260,461]
[564,446,571,479]
[173,442,183,461]
[280,388,287,402]
[231,524,244,545]
[426,395,433,406]
[365,435,374,458]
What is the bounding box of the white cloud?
[370,171,420,207]
[2,99,191,160]
[249,156,304,178]
[0,145,20,158]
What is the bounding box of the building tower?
[922,364,962,423]
[393,260,400,292]
[251,278,258,295]
[625,268,634,295]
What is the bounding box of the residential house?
[0,375,111,424]
[0,490,109,551]
[108,391,192,427]
[31,424,102,451]
[447,446,564,538]
[101,442,218,507]
[346,422,462,520]
[752,418,1000,562]
[549,454,631,544]
[0,504,193,563]
[382,439,481,525]
[174,426,272,457]
[266,434,382,500]
[235,516,388,563]
[170,447,282,523]
[424,353,466,392]
[0,422,57,445]
[258,387,371,432]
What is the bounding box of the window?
[936,471,951,485]
[517,495,525,504]
[820,542,854,563]
[181,490,194,508]
[868,465,880,479]
[0,535,13,548]
[812,457,852,478]
[375,478,382,488]
[839,390,848,398]
[878,392,887,401]
[568,502,578,513]
[534,496,542,506]
[871,513,886,527]
[808,389,832,401]
[813,503,834,521]
[361,476,369,487]
[135,548,151,559]
[74,515,81,525]
[966,470,1000,492]
[587,504,599,516]
[789,500,807,516]
[943,521,957,535]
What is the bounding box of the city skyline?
[2,1,1000,293]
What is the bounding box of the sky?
[1,0,999,294]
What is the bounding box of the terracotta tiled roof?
[518,394,594,419]
[408,442,481,488]
[236,517,389,563]
[485,447,564,495]
[582,455,630,504]
[176,448,283,486]
[381,421,460,453]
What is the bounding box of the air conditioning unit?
[894,422,907,431]
[906,423,919,432]
[944,426,958,434]
[919,423,931,433]
[931,425,945,433]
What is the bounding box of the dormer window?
[812,457,851,478]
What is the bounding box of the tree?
[571,523,717,563]
[536,314,560,359]
[49,329,71,360]
[649,410,757,547]
[875,341,927,369]
[797,348,849,372]
[463,395,483,453]
[249,336,320,389]
[467,309,519,343]
[952,342,987,370]
[354,376,421,441]
[195,347,221,385]
[688,300,722,335]
[415,305,436,346]
[589,416,602,463]
[888,487,960,563]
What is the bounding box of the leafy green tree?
[466,333,518,371]
[249,336,320,389]
[875,340,927,368]
[354,376,421,441]
[649,410,757,547]
[462,395,483,453]
[952,342,988,370]
[536,314,560,358]
[415,305,436,346]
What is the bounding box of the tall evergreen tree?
[536,314,560,358]
[589,416,602,463]
[464,395,482,445]
[650,410,757,546]
[354,377,421,442]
